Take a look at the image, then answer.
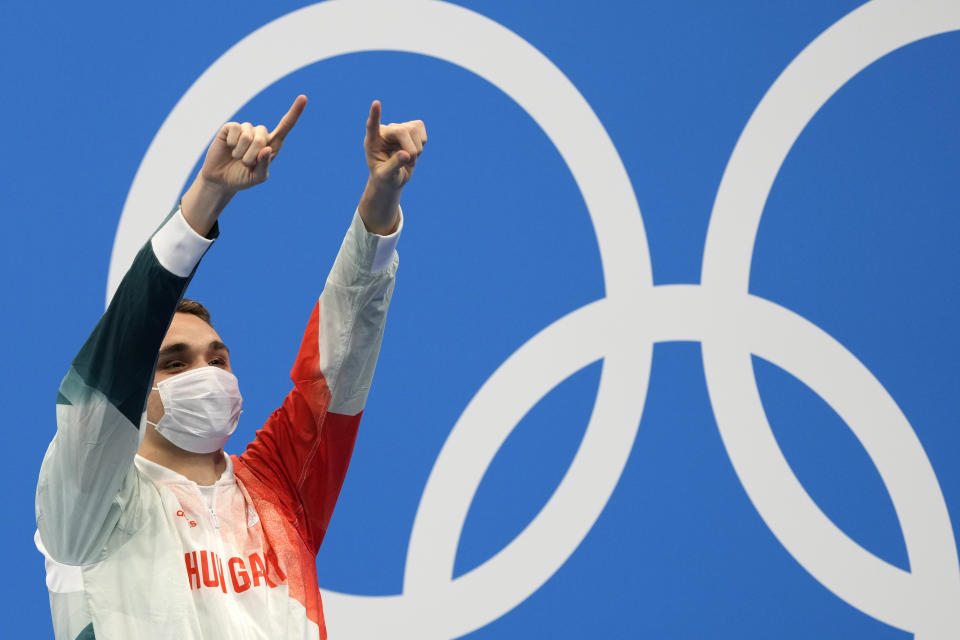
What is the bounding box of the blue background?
[2,1,958,637]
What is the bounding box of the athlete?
[35,95,427,639]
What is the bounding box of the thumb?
[253,146,273,182]
[380,149,413,179]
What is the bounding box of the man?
[35,95,427,639]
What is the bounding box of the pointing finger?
[366,100,382,143]
[268,94,307,149]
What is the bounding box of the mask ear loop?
[142,385,162,437]
[138,411,149,444]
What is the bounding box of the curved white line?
[702,0,960,293]
[700,0,960,634]
[405,298,651,634]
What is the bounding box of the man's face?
[146,312,232,425]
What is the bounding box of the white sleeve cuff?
[344,208,404,273]
[371,208,403,272]
[150,206,214,277]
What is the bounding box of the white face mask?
[147,366,243,454]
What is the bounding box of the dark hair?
[176,298,212,325]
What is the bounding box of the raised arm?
[36,97,307,564]
[238,101,427,553]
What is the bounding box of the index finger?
[269,94,308,145]
[366,100,382,142]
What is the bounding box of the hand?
[181,95,307,235]
[364,100,427,189]
[359,100,427,234]
[201,95,308,193]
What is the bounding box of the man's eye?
[163,361,185,369]
[209,358,226,366]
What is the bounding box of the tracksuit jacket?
[35,205,400,639]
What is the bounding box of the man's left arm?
[239,101,426,552]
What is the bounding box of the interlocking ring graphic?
[108,0,960,637]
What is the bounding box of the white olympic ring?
[108,0,960,637]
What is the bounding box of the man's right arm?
[35,96,308,565]
[36,206,216,565]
